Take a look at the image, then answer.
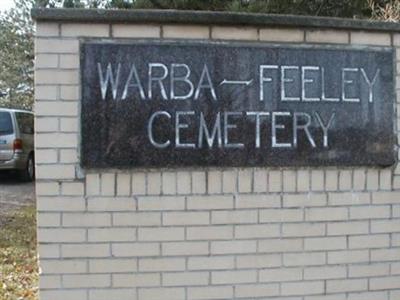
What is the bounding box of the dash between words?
[96,62,380,149]
[97,62,380,103]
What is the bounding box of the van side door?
[15,112,34,157]
[0,111,15,161]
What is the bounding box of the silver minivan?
[0,108,34,181]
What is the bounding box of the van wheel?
[20,154,35,182]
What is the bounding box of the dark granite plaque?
[81,40,396,168]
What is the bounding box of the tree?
[0,0,35,110]
[369,0,400,21]
[106,0,371,18]
[33,0,373,18]
[32,0,400,20]
[35,0,110,8]
[229,0,370,18]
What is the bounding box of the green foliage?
[33,0,400,21]
[0,0,35,110]
[130,0,230,10]
[37,0,373,18]
[227,0,370,17]
[106,0,371,18]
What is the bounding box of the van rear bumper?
[0,154,27,170]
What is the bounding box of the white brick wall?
[35,20,400,300]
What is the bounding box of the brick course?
[34,19,400,300]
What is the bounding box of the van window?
[16,113,34,134]
[0,111,13,136]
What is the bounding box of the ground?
[0,172,37,300]
[0,172,35,220]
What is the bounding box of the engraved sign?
[81,40,396,168]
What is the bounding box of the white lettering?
[293,112,316,148]
[315,112,335,148]
[272,111,292,148]
[224,112,244,148]
[98,62,121,100]
[260,65,278,101]
[170,63,195,100]
[198,112,222,148]
[148,63,168,100]
[301,66,320,102]
[194,64,217,101]
[321,67,340,102]
[361,68,380,103]
[246,111,270,148]
[148,111,171,148]
[342,68,360,102]
[175,111,195,148]
[122,64,145,100]
[281,66,300,101]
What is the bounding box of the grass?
[0,205,38,300]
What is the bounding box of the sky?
[0,0,15,12]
